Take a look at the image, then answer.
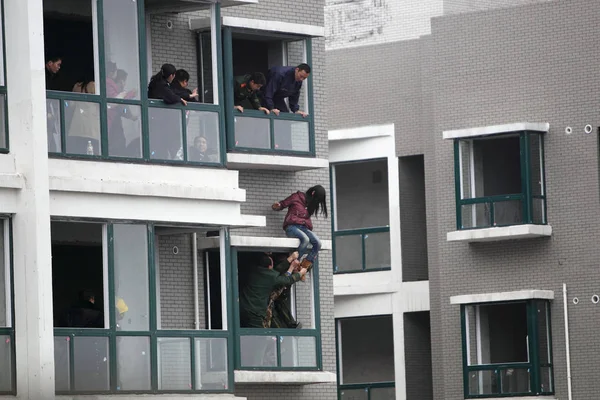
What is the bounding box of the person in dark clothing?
[148,64,186,159]
[45,55,62,91]
[267,252,303,329]
[171,69,199,102]
[239,255,306,329]
[61,290,104,328]
[148,63,187,106]
[234,72,269,114]
[261,63,310,117]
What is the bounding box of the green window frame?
[460,300,554,398]
[0,218,15,395]
[230,247,322,371]
[454,131,547,230]
[53,222,234,395]
[46,0,226,167]
[0,0,8,152]
[330,161,391,274]
[222,27,316,156]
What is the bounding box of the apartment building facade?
[328,0,599,399]
[0,0,337,399]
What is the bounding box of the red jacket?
[278,191,313,231]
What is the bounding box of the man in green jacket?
[233,72,270,114]
[240,254,306,328]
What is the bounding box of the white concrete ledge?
[465,397,556,400]
[451,290,554,305]
[190,16,324,37]
[447,224,552,242]
[227,153,329,171]
[198,235,332,250]
[443,122,549,140]
[53,395,246,400]
[329,124,394,141]
[0,173,24,189]
[334,270,396,296]
[234,370,336,385]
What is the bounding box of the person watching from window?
[45,55,62,91]
[148,63,187,106]
[171,69,199,102]
[234,72,269,114]
[261,63,310,118]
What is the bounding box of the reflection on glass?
[370,387,395,400]
[195,338,228,390]
[73,336,109,391]
[340,388,368,400]
[335,235,362,272]
[149,107,182,160]
[0,220,6,328]
[364,231,390,270]
[240,336,277,367]
[65,100,101,155]
[500,368,530,394]
[0,95,5,149]
[281,336,316,367]
[468,370,495,396]
[157,338,191,390]
[461,203,489,229]
[46,98,62,153]
[532,198,545,224]
[274,119,309,152]
[54,336,70,391]
[0,335,11,392]
[113,224,149,331]
[0,5,4,87]
[103,0,140,100]
[186,110,220,163]
[117,336,151,391]
[540,366,553,393]
[107,103,142,158]
[493,200,522,226]
[234,117,269,149]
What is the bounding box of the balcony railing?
[338,382,395,400]
[237,328,320,371]
[53,328,230,394]
[465,362,555,397]
[457,193,547,230]
[0,327,14,395]
[333,226,391,274]
[46,92,224,166]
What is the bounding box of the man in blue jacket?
[261,63,311,118]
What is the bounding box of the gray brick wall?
[399,155,429,282]
[443,0,554,15]
[404,311,433,400]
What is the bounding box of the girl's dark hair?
[150,63,176,83]
[305,185,327,218]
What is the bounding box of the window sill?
[234,370,336,385]
[226,152,329,171]
[447,224,552,243]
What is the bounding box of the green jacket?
[233,75,261,110]
[239,260,300,327]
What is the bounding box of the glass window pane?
[73,336,109,391]
[540,366,553,393]
[117,336,151,391]
[234,116,270,149]
[293,271,316,330]
[240,335,277,367]
[65,100,101,156]
[186,110,220,163]
[113,224,149,331]
[537,301,551,365]
[198,33,214,103]
[0,95,5,149]
[529,134,543,196]
[334,160,389,230]
[493,199,522,226]
[0,335,11,392]
[500,367,530,394]
[195,338,228,390]
[371,387,395,400]
[334,235,362,272]
[273,119,309,152]
[47,98,62,153]
[468,370,496,395]
[472,135,522,197]
[532,197,545,224]
[103,0,140,100]
[54,336,70,392]
[0,5,4,87]
[340,388,368,400]
[281,336,316,367]
[458,140,473,199]
[157,338,191,390]
[461,203,489,229]
[285,39,308,113]
[365,231,390,270]
[0,221,7,328]
[108,103,142,158]
[149,107,182,160]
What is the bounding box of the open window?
[331,159,391,273]
[0,218,13,395]
[232,248,321,370]
[461,300,554,397]
[52,222,232,394]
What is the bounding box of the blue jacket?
[262,66,303,113]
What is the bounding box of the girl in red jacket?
[272,185,328,270]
